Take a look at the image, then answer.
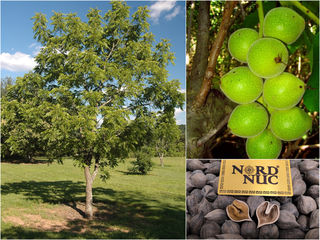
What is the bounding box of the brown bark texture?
[187,1,237,158]
[84,158,99,219]
[188,1,210,101]
[84,166,94,219]
[193,1,237,109]
[186,1,194,55]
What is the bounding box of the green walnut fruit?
[228,102,269,138]
[270,107,312,141]
[263,72,305,109]
[264,7,305,44]
[246,129,282,159]
[247,38,288,78]
[220,66,263,104]
[228,28,259,63]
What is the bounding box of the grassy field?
[1,157,185,239]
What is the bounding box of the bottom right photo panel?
[186,159,319,239]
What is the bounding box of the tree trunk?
[160,154,164,167]
[188,1,210,101]
[187,1,237,158]
[84,166,93,219]
[193,1,237,108]
[187,0,211,158]
[186,1,195,54]
[83,157,99,219]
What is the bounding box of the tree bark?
[187,1,238,158]
[160,153,164,167]
[84,157,99,219]
[186,1,195,55]
[188,1,210,100]
[84,166,94,219]
[193,1,237,108]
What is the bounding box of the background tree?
[128,145,154,174]
[1,74,46,162]
[187,0,319,158]
[2,1,184,219]
[153,113,181,167]
[1,76,14,97]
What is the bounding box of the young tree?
[2,1,184,219]
[128,145,154,175]
[154,113,180,167]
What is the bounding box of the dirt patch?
[3,214,69,232]
[3,216,25,225]
[44,203,88,220]
[3,203,91,232]
[107,226,130,233]
[24,214,68,232]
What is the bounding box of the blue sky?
[1,0,186,124]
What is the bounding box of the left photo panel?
[1,1,186,239]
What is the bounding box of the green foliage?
[153,113,181,159]
[304,32,319,112]
[301,1,319,17]
[240,1,277,29]
[2,1,184,176]
[1,77,14,97]
[128,147,154,174]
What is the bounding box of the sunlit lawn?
[1,157,185,239]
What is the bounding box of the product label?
[218,160,293,196]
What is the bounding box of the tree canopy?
[1,1,184,217]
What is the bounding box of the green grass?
[1,157,185,239]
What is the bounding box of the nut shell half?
[226,199,252,222]
[256,201,280,228]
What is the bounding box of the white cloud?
[29,43,43,56]
[29,43,38,48]
[175,107,186,125]
[149,0,177,23]
[175,108,183,114]
[178,88,186,94]
[0,52,36,72]
[165,6,181,21]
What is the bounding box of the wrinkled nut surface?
[256,201,280,228]
[226,199,252,222]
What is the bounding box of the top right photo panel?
[187,1,319,159]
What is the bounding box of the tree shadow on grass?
[1,180,185,239]
[116,170,154,175]
[1,158,51,164]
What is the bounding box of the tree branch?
[188,1,210,98]
[105,28,131,62]
[298,143,320,150]
[97,99,113,110]
[186,1,194,54]
[193,1,237,109]
[257,0,264,38]
[239,1,246,21]
[91,157,100,182]
[197,113,231,147]
[290,1,319,25]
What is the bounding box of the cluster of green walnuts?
[220,7,312,159]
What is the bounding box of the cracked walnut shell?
[226,199,252,222]
[256,201,280,228]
